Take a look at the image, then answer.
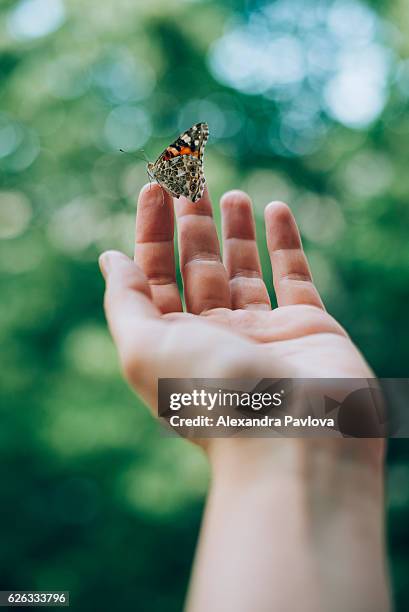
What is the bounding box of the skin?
[99,184,390,612]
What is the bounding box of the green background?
[1,0,408,609]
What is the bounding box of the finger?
[264,202,324,309]
[174,187,231,314]
[134,184,182,314]
[221,190,271,310]
[99,250,163,379]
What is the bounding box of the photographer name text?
[168,415,335,428]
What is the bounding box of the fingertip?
[100,252,153,304]
[264,201,302,252]
[139,182,152,194]
[264,200,292,222]
[221,190,256,243]
[138,182,167,207]
[140,181,159,193]
[220,190,252,212]
[98,250,131,278]
[98,254,108,279]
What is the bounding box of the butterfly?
[147,122,209,203]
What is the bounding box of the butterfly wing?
[151,123,209,202]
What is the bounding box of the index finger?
[135,184,183,314]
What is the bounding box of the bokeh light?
[92,52,156,104]
[63,323,119,378]
[0,115,23,159]
[324,44,390,127]
[0,191,32,239]
[209,0,390,132]
[7,0,65,40]
[104,105,152,151]
[47,196,108,254]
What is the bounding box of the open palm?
[100,184,372,411]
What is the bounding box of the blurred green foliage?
[0,0,409,609]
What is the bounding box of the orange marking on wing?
[179,147,199,158]
[163,146,200,160]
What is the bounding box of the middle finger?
[174,187,231,314]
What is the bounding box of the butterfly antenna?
[139,149,151,164]
[119,149,151,163]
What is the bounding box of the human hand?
[99,185,372,412]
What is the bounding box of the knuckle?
[120,266,146,291]
[281,271,311,283]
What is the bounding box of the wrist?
[208,438,384,499]
[210,438,388,609]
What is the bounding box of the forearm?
[186,439,390,612]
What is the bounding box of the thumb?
[99,249,142,284]
[99,250,156,312]
[98,249,160,354]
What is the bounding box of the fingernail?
[98,250,128,278]
[100,251,131,277]
[98,252,111,279]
